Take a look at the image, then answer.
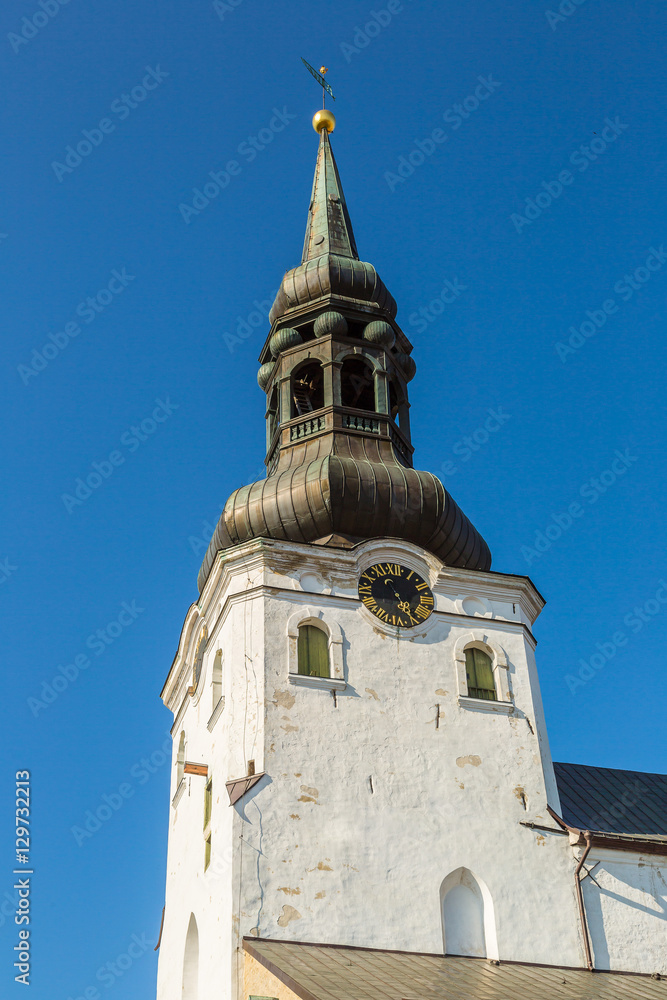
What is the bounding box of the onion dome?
[270,327,302,357]
[363,320,395,349]
[197,437,491,592]
[257,362,274,390]
[314,311,347,337]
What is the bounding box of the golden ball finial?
[313,108,336,133]
[320,66,328,75]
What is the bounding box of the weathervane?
[301,58,336,135]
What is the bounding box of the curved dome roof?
[197,437,490,592]
[269,254,396,324]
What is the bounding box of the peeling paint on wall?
[456,755,482,768]
[298,785,319,803]
[277,904,302,927]
[273,689,296,710]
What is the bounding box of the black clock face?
[358,563,434,628]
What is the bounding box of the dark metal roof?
[197,437,491,593]
[554,761,667,837]
[244,938,667,1000]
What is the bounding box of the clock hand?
[383,578,402,600]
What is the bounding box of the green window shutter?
[203,780,212,830]
[465,648,496,700]
[297,625,330,677]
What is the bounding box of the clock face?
[358,563,434,628]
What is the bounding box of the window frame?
[203,778,212,871]
[454,632,513,711]
[287,608,346,690]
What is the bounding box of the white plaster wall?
[583,850,667,974]
[156,536,667,1000]
[234,560,583,967]
[156,580,266,1000]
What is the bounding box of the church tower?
[156,110,586,1000]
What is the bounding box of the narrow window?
[212,651,223,710]
[193,627,207,688]
[465,648,496,700]
[203,779,212,871]
[176,732,186,786]
[297,624,330,677]
[203,779,212,830]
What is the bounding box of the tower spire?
[302,129,359,263]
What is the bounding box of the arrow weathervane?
[301,58,336,107]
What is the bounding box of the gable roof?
[243,938,667,1000]
[554,762,667,837]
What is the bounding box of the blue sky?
[2,0,666,996]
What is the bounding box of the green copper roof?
[301,128,359,263]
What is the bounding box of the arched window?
[340,357,375,411]
[182,913,199,1000]
[193,626,207,688]
[211,650,223,710]
[465,647,496,701]
[291,361,324,416]
[297,624,330,677]
[176,732,186,786]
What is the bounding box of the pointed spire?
[301,129,359,263]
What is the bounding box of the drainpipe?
[573,831,594,971]
[547,806,595,972]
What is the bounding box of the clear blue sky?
[2,1,665,996]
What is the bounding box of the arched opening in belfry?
[267,385,279,441]
[291,361,324,417]
[181,913,199,1000]
[388,378,402,421]
[340,357,375,411]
